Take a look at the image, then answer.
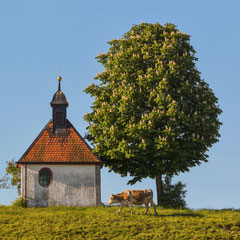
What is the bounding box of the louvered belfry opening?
[50,76,69,134]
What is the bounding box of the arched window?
[39,168,52,187]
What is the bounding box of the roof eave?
[16,161,103,166]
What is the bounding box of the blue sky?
[0,0,239,208]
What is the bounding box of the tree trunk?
[156,173,163,206]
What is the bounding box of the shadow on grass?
[112,213,204,218]
[112,210,204,218]
[151,213,204,218]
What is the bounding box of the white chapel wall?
[21,164,100,207]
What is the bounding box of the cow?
[107,189,158,215]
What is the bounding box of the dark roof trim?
[17,161,103,166]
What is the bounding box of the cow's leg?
[150,201,158,215]
[128,202,133,215]
[117,204,124,214]
[144,203,149,215]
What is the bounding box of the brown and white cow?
[107,189,158,215]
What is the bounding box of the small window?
[56,112,64,125]
[39,168,52,187]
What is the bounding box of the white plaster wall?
[21,164,100,207]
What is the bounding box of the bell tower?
[50,76,69,134]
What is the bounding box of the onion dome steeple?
[50,76,69,134]
[51,76,69,106]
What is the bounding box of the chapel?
[17,76,102,207]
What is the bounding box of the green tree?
[0,159,21,195]
[84,23,222,205]
[161,174,187,209]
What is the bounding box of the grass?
[0,206,240,239]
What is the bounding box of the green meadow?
[0,206,240,239]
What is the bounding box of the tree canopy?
[84,23,222,186]
[0,159,21,194]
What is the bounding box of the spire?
[50,75,69,134]
[58,75,62,91]
[50,75,68,106]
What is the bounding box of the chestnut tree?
[84,23,222,205]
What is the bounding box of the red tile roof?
[18,120,101,164]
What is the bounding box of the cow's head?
[107,194,119,205]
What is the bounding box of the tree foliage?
[161,175,187,209]
[84,22,222,185]
[11,196,27,208]
[0,159,21,194]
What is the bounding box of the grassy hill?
[0,206,240,239]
